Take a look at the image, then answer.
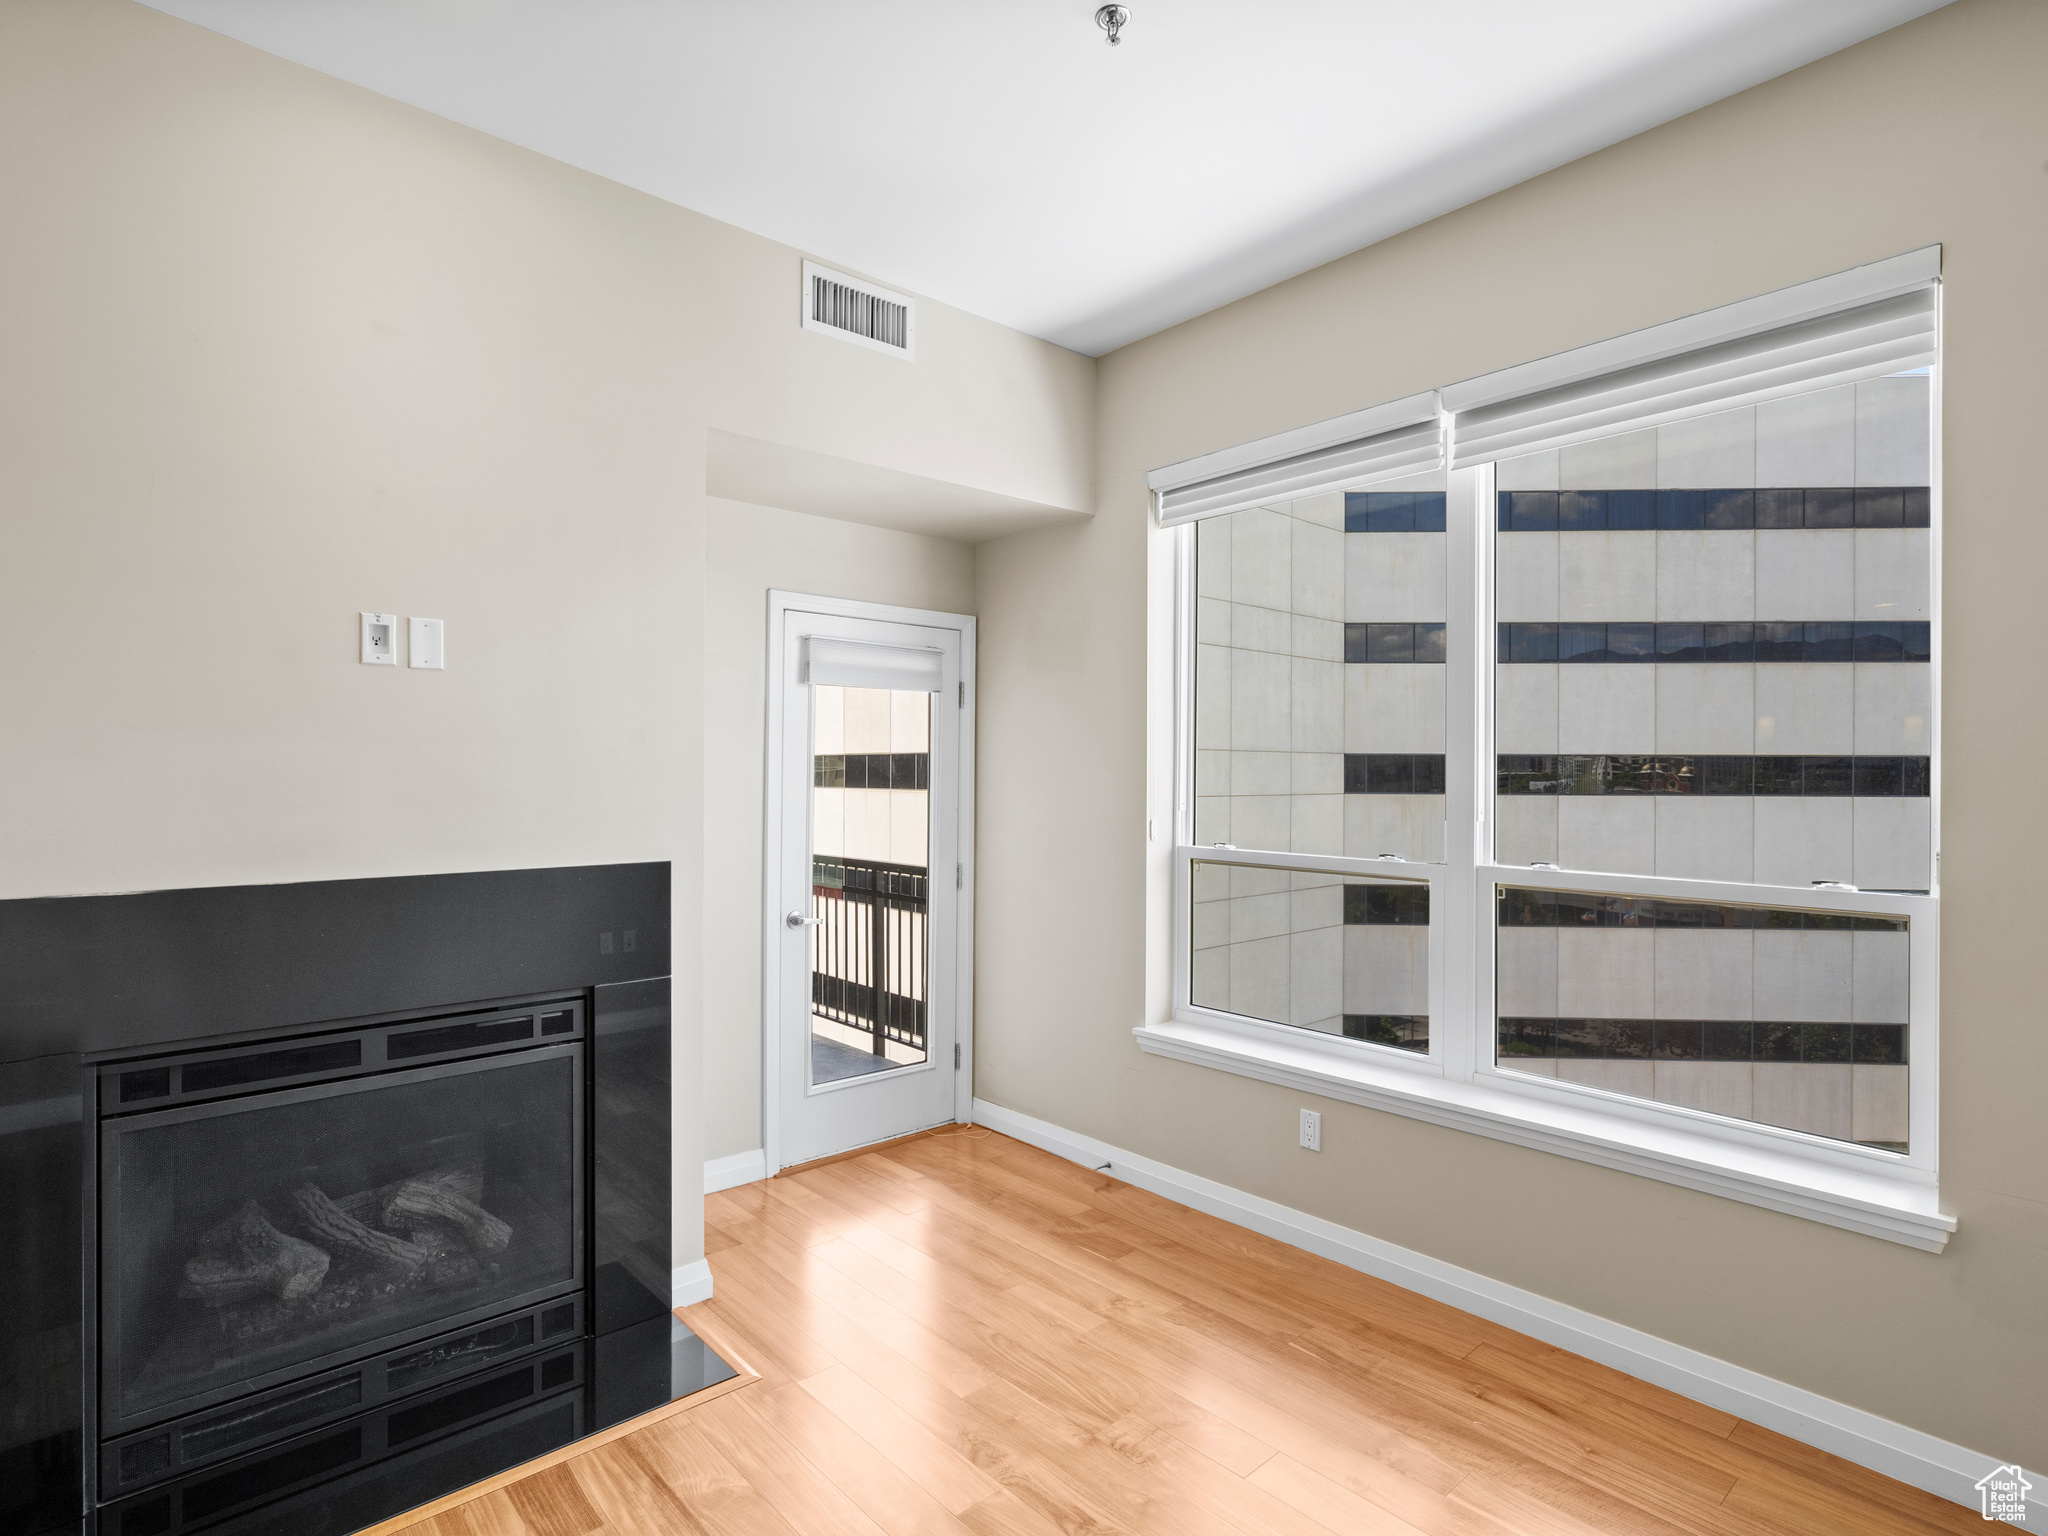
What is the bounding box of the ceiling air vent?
[801,261,915,360]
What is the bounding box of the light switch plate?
[409,617,444,670]
[360,613,398,665]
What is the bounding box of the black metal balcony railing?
[810,856,928,1056]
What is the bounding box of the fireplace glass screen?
[101,1048,579,1435]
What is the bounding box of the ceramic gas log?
[179,1167,514,1310]
[179,1202,328,1304]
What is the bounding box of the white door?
[766,595,972,1170]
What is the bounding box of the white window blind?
[1443,246,1939,468]
[803,636,944,692]
[1148,391,1441,528]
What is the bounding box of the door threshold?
[776,1121,969,1178]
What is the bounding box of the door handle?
[785,910,822,930]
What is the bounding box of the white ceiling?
[139,0,1950,357]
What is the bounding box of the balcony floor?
[811,1013,927,1085]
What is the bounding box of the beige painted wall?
[976,0,2047,1466]
[0,0,1093,1274]
[701,504,976,1163]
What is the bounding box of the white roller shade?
[1444,247,1939,470]
[1147,391,1441,528]
[803,636,944,692]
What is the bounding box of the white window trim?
[1132,1017,1950,1250]
[1158,446,1950,1251]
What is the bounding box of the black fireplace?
[0,863,727,1536]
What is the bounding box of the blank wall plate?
[409,617,445,669]
[360,613,397,665]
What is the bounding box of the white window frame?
[1145,361,1948,1252]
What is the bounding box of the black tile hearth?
[115,1312,733,1536]
[592,1313,738,1434]
[0,864,685,1536]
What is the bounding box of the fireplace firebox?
[94,1000,585,1512]
[0,862,724,1536]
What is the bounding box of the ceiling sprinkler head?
[1095,5,1129,46]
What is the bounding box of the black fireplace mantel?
[0,862,671,1062]
[0,862,701,1536]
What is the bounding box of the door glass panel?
[1190,859,1429,1054]
[1495,886,1908,1151]
[1194,470,1449,862]
[810,685,930,1084]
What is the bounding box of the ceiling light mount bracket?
[1095,5,1129,47]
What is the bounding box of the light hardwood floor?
[389,1127,1983,1536]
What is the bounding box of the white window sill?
[1132,1020,1955,1252]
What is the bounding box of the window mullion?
[1442,461,1489,1085]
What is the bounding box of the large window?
[1151,252,1947,1249]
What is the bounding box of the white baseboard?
[971,1097,2038,1521]
[677,1150,762,1308]
[704,1147,767,1194]
[671,1258,714,1308]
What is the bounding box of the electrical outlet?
[360,612,397,665]
[1299,1108,1321,1152]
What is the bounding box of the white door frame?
[760,589,975,1174]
